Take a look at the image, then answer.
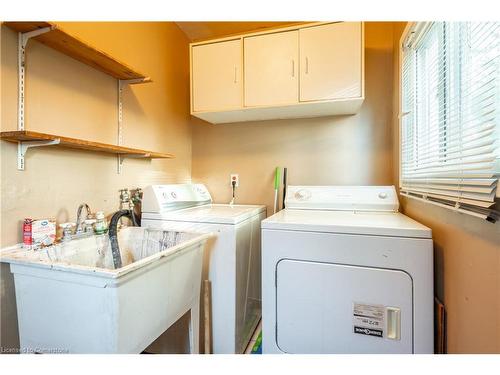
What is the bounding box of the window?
[400,22,500,221]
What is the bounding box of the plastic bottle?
[94,211,108,235]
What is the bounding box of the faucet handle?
[131,188,143,204]
[59,222,75,229]
[84,219,96,233]
[119,188,130,203]
[59,222,76,240]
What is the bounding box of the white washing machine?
[262,186,434,354]
[141,184,266,354]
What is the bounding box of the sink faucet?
[75,203,92,234]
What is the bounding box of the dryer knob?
[294,189,311,201]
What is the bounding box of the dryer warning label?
[353,302,385,338]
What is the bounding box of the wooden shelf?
[0,131,174,159]
[4,22,151,83]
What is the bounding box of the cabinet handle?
[234,66,238,83]
[305,57,309,74]
[292,59,295,77]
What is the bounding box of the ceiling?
[175,22,303,42]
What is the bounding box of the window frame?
[399,22,500,199]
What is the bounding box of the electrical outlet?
[230,174,239,187]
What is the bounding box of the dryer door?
[276,260,413,353]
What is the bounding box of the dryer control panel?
[285,186,399,212]
[142,184,212,213]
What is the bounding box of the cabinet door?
[299,22,362,102]
[192,39,242,112]
[244,31,299,107]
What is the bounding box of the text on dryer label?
[353,302,385,338]
[353,326,384,338]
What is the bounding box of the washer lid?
[143,204,266,225]
[262,209,431,238]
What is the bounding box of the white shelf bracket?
[117,154,125,174]
[18,26,53,131]
[121,78,149,85]
[17,138,60,170]
[117,80,124,174]
[116,78,148,174]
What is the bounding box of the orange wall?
[0,21,192,351]
[1,22,192,246]
[392,23,500,353]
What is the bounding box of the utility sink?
[0,227,210,354]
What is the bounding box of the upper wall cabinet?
[299,22,362,102]
[191,39,242,112]
[190,22,364,124]
[244,31,299,107]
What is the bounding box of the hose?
[108,209,136,269]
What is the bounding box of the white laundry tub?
[0,227,210,354]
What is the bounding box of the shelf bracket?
[18,26,53,131]
[116,78,148,174]
[121,78,149,85]
[117,154,125,173]
[17,138,60,170]
[117,80,124,174]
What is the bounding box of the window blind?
[400,22,500,221]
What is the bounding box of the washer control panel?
[142,184,212,213]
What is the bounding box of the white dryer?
[261,186,433,354]
[141,184,266,354]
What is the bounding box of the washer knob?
[378,192,388,199]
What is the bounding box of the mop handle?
[273,167,281,214]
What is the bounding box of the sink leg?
[188,302,200,354]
